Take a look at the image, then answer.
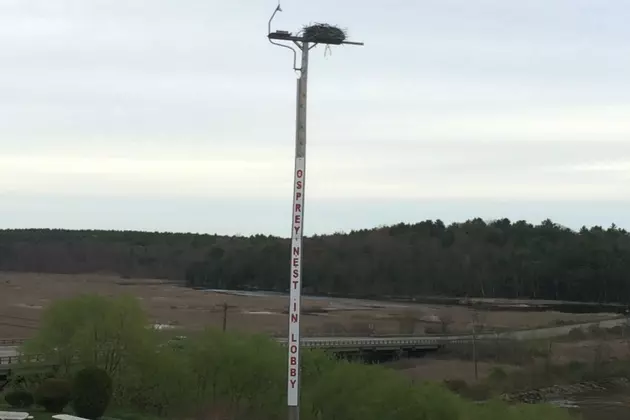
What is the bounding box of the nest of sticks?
[302,23,347,45]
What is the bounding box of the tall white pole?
[287,40,309,420]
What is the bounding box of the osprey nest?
[302,23,347,45]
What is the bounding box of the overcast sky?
[1,0,629,236]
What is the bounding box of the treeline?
[0,218,629,303]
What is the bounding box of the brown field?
[394,339,630,384]
[0,272,616,340]
[552,339,630,364]
[390,358,517,383]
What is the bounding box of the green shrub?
[34,378,72,413]
[9,372,53,394]
[460,383,493,401]
[4,389,34,408]
[443,379,492,401]
[71,366,113,419]
[21,294,576,420]
[443,379,468,394]
[488,366,508,382]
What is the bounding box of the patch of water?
[244,311,277,315]
[206,289,409,309]
[13,303,43,309]
[152,323,178,330]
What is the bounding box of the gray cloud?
[0,0,629,232]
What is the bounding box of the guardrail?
[0,354,44,366]
[275,337,442,349]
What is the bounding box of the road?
[1,316,627,363]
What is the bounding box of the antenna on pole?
[267,2,299,71]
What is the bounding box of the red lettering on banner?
[288,160,304,402]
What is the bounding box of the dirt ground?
[552,339,630,364]
[393,338,630,384]
[391,358,517,383]
[0,272,616,339]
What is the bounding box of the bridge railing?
[272,332,480,340]
[276,337,443,348]
[0,354,44,366]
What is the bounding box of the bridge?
[0,336,443,366]
[1,315,626,367]
[0,334,479,367]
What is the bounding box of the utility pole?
[472,310,479,381]
[222,301,228,332]
[267,5,363,420]
[211,301,235,332]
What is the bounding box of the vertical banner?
[287,156,305,406]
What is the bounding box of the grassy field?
[0,272,615,340]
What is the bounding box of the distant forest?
[0,219,629,303]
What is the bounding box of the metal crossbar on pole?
[266,6,363,420]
